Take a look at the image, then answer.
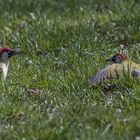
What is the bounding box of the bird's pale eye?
[7,51,10,54]
[7,51,14,58]
[115,56,122,63]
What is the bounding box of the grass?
[0,0,140,139]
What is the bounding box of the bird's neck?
[123,59,129,62]
[121,59,129,63]
[4,61,9,69]
[1,59,9,66]
[0,56,9,63]
[1,61,9,80]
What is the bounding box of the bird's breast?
[0,63,8,80]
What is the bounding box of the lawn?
[0,0,140,139]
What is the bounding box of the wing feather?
[90,61,132,85]
[90,61,140,85]
[90,67,109,85]
[131,63,140,77]
[132,70,140,76]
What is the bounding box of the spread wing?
[89,61,134,85]
[89,67,109,85]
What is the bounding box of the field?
[0,0,140,139]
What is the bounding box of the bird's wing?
[131,63,140,77]
[90,61,132,85]
[132,70,140,76]
[89,67,109,85]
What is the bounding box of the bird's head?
[0,47,20,62]
[106,53,128,63]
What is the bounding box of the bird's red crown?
[118,53,128,60]
[0,47,13,55]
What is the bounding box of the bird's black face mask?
[106,54,123,63]
[7,51,16,58]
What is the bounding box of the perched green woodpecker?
[0,47,20,80]
[90,54,140,85]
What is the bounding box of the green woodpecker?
[90,54,140,85]
[0,47,19,80]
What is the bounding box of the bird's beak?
[8,49,22,58]
[13,49,22,55]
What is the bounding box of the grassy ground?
[0,0,140,139]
